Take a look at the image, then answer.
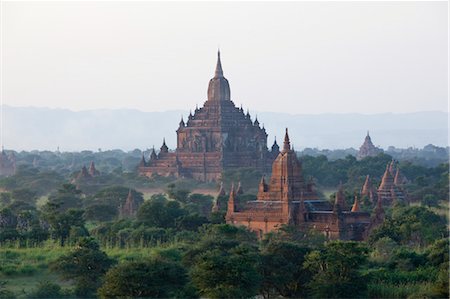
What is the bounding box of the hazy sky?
[3,1,448,114]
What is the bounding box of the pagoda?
[376,161,408,205]
[0,149,16,177]
[226,129,379,241]
[138,51,279,181]
[357,132,383,160]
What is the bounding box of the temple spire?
[334,183,347,211]
[283,128,291,152]
[215,50,224,78]
[351,195,360,212]
[227,182,236,213]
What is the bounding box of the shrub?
[27,281,62,299]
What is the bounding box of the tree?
[42,202,87,246]
[98,258,188,298]
[259,242,311,299]
[51,237,115,297]
[191,244,261,299]
[93,186,144,210]
[184,193,213,217]
[84,203,117,222]
[166,183,190,203]
[304,241,369,298]
[0,193,12,206]
[28,281,63,299]
[369,206,447,247]
[48,184,83,211]
[11,188,37,205]
[137,194,185,228]
[421,194,440,208]
[176,214,209,231]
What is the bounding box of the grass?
[0,242,185,298]
[368,282,435,298]
[0,246,73,298]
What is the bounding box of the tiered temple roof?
[119,190,139,218]
[138,51,279,181]
[74,161,101,182]
[226,129,381,241]
[376,161,408,205]
[88,162,100,177]
[357,132,383,160]
[361,175,377,202]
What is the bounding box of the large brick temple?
[226,129,384,240]
[138,51,278,181]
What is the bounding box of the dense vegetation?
[0,150,448,298]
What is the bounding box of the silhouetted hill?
[3,105,447,151]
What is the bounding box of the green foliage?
[370,237,398,264]
[98,257,188,298]
[184,193,214,217]
[0,193,12,207]
[367,282,435,299]
[47,184,83,211]
[210,211,226,224]
[166,183,191,203]
[42,202,87,246]
[51,237,115,297]
[92,186,144,210]
[369,206,447,247]
[191,244,261,299]
[259,241,311,298]
[262,225,326,248]
[421,194,440,208]
[11,188,38,206]
[304,241,369,298]
[221,167,262,193]
[84,203,117,222]
[27,281,63,299]
[0,165,64,196]
[176,214,209,231]
[137,194,186,228]
[0,281,16,299]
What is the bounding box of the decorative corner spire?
[260,175,266,185]
[150,146,157,160]
[214,50,224,78]
[236,181,243,195]
[160,138,169,153]
[283,128,291,152]
[227,182,236,213]
[351,195,360,212]
[139,154,146,166]
[254,116,259,126]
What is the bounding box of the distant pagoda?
[357,131,383,160]
[0,149,16,177]
[119,190,139,218]
[376,160,408,205]
[138,51,279,181]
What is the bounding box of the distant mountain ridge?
[2,105,447,151]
